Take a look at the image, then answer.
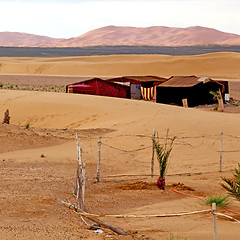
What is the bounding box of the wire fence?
[76,131,240,181]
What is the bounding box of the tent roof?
[159,75,215,87]
[66,78,102,87]
[106,75,167,84]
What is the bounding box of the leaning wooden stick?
[215,212,240,223]
[97,135,101,182]
[58,200,128,235]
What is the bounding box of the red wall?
[70,79,130,99]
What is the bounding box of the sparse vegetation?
[169,232,188,240]
[3,109,10,124]
[0,45,240,58]
[25,122,30,129]
[205,195,229,208]
[221,163,240,201]
[41,154,45,158]
[0,83,3,88]
[153,129,176,189]
[209,90,224,112]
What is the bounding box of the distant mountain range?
[1,26,240,47]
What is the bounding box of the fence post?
[74,133,85,210]
[97,135,102,182]
[81,163,86,211]
[76,133,82,168]
[212,203,218,240]
[220,132,223,172]
[151,125,156,178]
[73,134,82,196]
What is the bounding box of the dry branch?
[58,200,128,236]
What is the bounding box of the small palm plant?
[209,90,224,112]
[221,163,240,201]
[205,195,229,208]
[153,130,176,190]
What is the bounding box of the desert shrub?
[205,195,229,208]
[0,83,3,88]
[41,154,45,158]
[221,163,240,201]
[169,232,188,240]
[25,122,30,129]
[209,90,224,111]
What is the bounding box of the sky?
[0,0,239,39]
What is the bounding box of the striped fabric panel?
[141,87,154,101]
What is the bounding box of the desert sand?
[0,52,239,80]
[1,53,240,239]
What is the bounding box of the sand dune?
[0,52,240,80]
[0,89,239,133]
[50,26,240,47]
[0,32,60,46]
[1,89,240,174]
[2,26,240,47]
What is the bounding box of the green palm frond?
[153,130,176,178]
[205,195,229,208]
[221,163,240,201]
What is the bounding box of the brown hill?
[0,32,62,47]
[45,26,240,47]
[1,26,240,47]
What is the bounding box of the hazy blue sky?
[0,0,239,38]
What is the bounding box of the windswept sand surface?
[0,52,240,80]
[1,53,240,239]
[1,89,240,239]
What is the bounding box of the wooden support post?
[217,89,224,112]
[97,135,102,182]
[212,203,218,240]
[220,132,223,172]
[182,98,188,108]
[151,125,156,178]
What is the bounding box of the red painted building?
[66,78,130,99]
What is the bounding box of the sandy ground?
[1,53,240,239]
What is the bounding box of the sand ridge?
[0,52,240,80]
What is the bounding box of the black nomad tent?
[156,76,227,107]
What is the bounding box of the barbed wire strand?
[77,133,221,140]
[101,142,152,153]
